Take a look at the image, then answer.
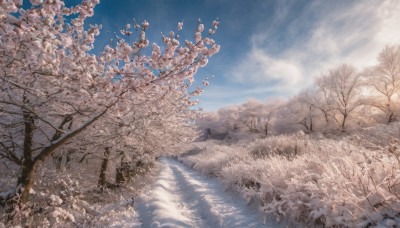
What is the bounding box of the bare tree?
[318,64,363,131]
[237,98,281,135]
[312,83,336,127]
[364,45,400,123]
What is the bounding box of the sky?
[80,0,400,111]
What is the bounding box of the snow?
[90,198,140,227]
[50,194,63,205]
[134,158,285,227]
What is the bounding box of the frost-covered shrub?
[178,141,250,177]
[347,122,400,150]
[179,128,400,227]
[248,132,310,159]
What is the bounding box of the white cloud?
[232,48,303,89]
[230,0,400,96]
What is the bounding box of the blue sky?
[82,0,400,111]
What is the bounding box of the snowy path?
[134,158,284,228]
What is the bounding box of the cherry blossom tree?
[85,86,200,187]
[0,0,219,213]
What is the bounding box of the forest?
[0,0,399,227]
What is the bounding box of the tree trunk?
[206,128,211,139]
[16,110,35,204]
[388,112,396,123]
[6,111,36,225]
[264,123,268,135]
[341,113,347,132]
[324,112,329,126]
[17,162,38,204]
[116,156,130,184]
[98,147,111,188]
[387,98,394,124]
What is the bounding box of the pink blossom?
[30,0,43,6]
[197,24,204,33]
[213,20,219,28]
[142,20,149,29]
[177,22,183,31]
[13,0,23,6]
[195,32,201,43]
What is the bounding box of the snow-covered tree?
[274,95,315,134]
[317,64,363,131]
[363,45,400,123]
[88,86,200,187]
[0,0,219,211]
[237,98,281,135]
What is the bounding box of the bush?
[179,126,400,227]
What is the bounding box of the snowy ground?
[134,158,285,228]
